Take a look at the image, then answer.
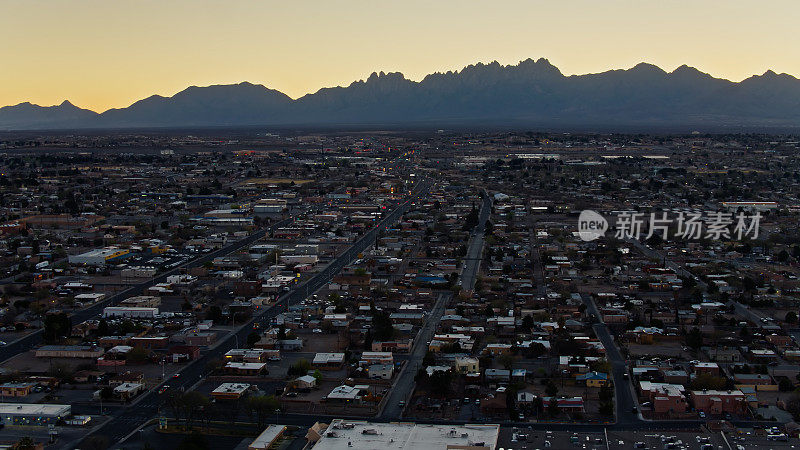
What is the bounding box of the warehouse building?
[68,247,130,266]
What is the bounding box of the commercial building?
[0,403,71,425]
[224,362,266,375]
[113,382,145,401]
[309,419,500,450]
[212,383,252,400]
[35,345,104,359]
[249,425,287,450]
[68,247,130,266]
[119,295,161,308]
[313,353,345,370]
[102,306,159,319]
[0,383,35,397]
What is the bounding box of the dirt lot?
[626,341,693,359]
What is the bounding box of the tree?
[690,374,727,391]
[422,351,435,367]
[429,370,454,397]
[545,380,559,397]
[100,386,114,400]
[80,436,110,450]
[126,347,149,364]
[43,312,71,343]
[547,397,559,417]
[686,327,703,349]
[779,377,795,392]
[521,315,534,332]
[179,391,210,430]
[206,305,223,322]
[10,437,36,450]
[176,432,209,450]
[247,331,261,348]
[288,359,311,377]
[372,310,395,341]
[498,354,515,370]
[246,395,279,427]
[96,318,109,337]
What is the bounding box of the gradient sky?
[2,0,799,112]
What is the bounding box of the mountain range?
[3,58,800,131]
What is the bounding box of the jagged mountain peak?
[2,59,800,130]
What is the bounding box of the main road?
[579,293,640,426]
[76,178,432,448]
[380,190,491,420]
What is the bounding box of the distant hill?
[0,100,98,130]
[3,59,800,131]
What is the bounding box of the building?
[184,332,217,347]
[325,385,365,403]
[68,247,130,266]
[365,364,393,380]
[313,353,345,370]
[0,403,71,425]
[359,352,393,366]
[113,382,145,401]
[119,295,161,308]
[309,419,500,450]
[224,362,266,375]
[212,383,252,400]
[249,425,287,450]
[693,362,720,375]
[691,390,747,414]
[541,397,585,412]
[35,345,104,359]
[575,371,609,387]
[295,375,318,390]
[102,306,158,319]
[0,383,35,397]
[131,336,169,350]
[454,356,480,374]
[654,393,688,415]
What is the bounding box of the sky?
[1,0,799,112]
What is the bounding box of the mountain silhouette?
[0,100,98,130]
[2,59,800,130]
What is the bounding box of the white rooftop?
[0,403,71,417]
[313,419,500,450]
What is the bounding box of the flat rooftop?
[312,419,500,450]
[0,403,71,417]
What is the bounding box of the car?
[631,406,638,413]
[398,401,405,407]
[158,385,170,394]
[172,373,180,378]
[699,411,706,419]
[0,341,6,346]
[475,399,480,405]
[312,328,323,334]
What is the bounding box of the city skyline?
[2,0,799,111]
